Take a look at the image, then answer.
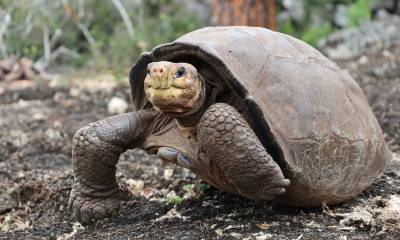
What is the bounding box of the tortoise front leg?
[196,103,290,200]
[68,110,162,224]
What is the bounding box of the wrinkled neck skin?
[172,74,205,127]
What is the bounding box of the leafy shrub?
[346,0,374,27]
[1,0,377,69]
[278,0,375,46]
[0,0,202,72]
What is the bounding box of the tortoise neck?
[175,75,215,128]
[175,100,208,127]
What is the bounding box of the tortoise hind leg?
[196,103,290,200]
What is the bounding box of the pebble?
[163,168,174,180]
[125,179,144,193]
[107,96,129,114]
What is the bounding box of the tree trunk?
[211,0,276,30]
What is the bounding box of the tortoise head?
[144,61,204,116]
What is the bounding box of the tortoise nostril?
[148,65,167,77]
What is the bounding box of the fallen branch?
[0,56,54,82]
[49,46,81,62]
[35,46,80,70]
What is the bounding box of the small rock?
[357,55,369,65]
[253,232,273,240]
[339,207,375,227]
[377,195,400,223]
[295,234,303,240]
[224,225,242,230]
[17,171,25,178]
[0,193,17,214]
[334,4,348,28]
[335,194,400,229]
[163,168,174,180]
[33,112,46,121]
[215,228,223,236]
[69,87,80,97]
[153,208,188,222]
[141,188,155,198]
[107,97,128,114]
[125,179,144,193]
[230,232,242,239]
[56,222,85,240]
[282,0,304,21]
[45,128,62,140]
[53,92,66,102]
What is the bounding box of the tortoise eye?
[176,67,185,78]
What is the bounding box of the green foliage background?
[278,0,375,46]
[0,0,201,71]
[0,0,376,72]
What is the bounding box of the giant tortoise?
[68,26,392,224]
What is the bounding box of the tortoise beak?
[146,63,172,89]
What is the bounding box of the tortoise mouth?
[145,86,203,115]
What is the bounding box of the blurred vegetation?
[278,0,376,45]
[0,0,379,72]
[0,0,201,72]
[346,0,374,27]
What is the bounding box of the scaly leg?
[68,110,167,224]
[196,103,290,200]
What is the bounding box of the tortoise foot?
[197,103,290,200]
[68,188,120,225]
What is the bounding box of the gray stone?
[319,15,400,60]
[333,4,348,28]
[282,0,305,21]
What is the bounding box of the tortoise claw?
[157,147,193,168]
[157,147,179,163]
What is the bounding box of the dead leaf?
[256,223,271,230]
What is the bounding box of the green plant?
[279,19,296,36]
[195,183,210,194]
[166,195,184,205]
[346,0,374,27]
[182,184,195,195]
[301,22,333,46]
[278,0,376,46]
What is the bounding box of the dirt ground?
[1,44,400,239]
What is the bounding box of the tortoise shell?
[129,27,392,206]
